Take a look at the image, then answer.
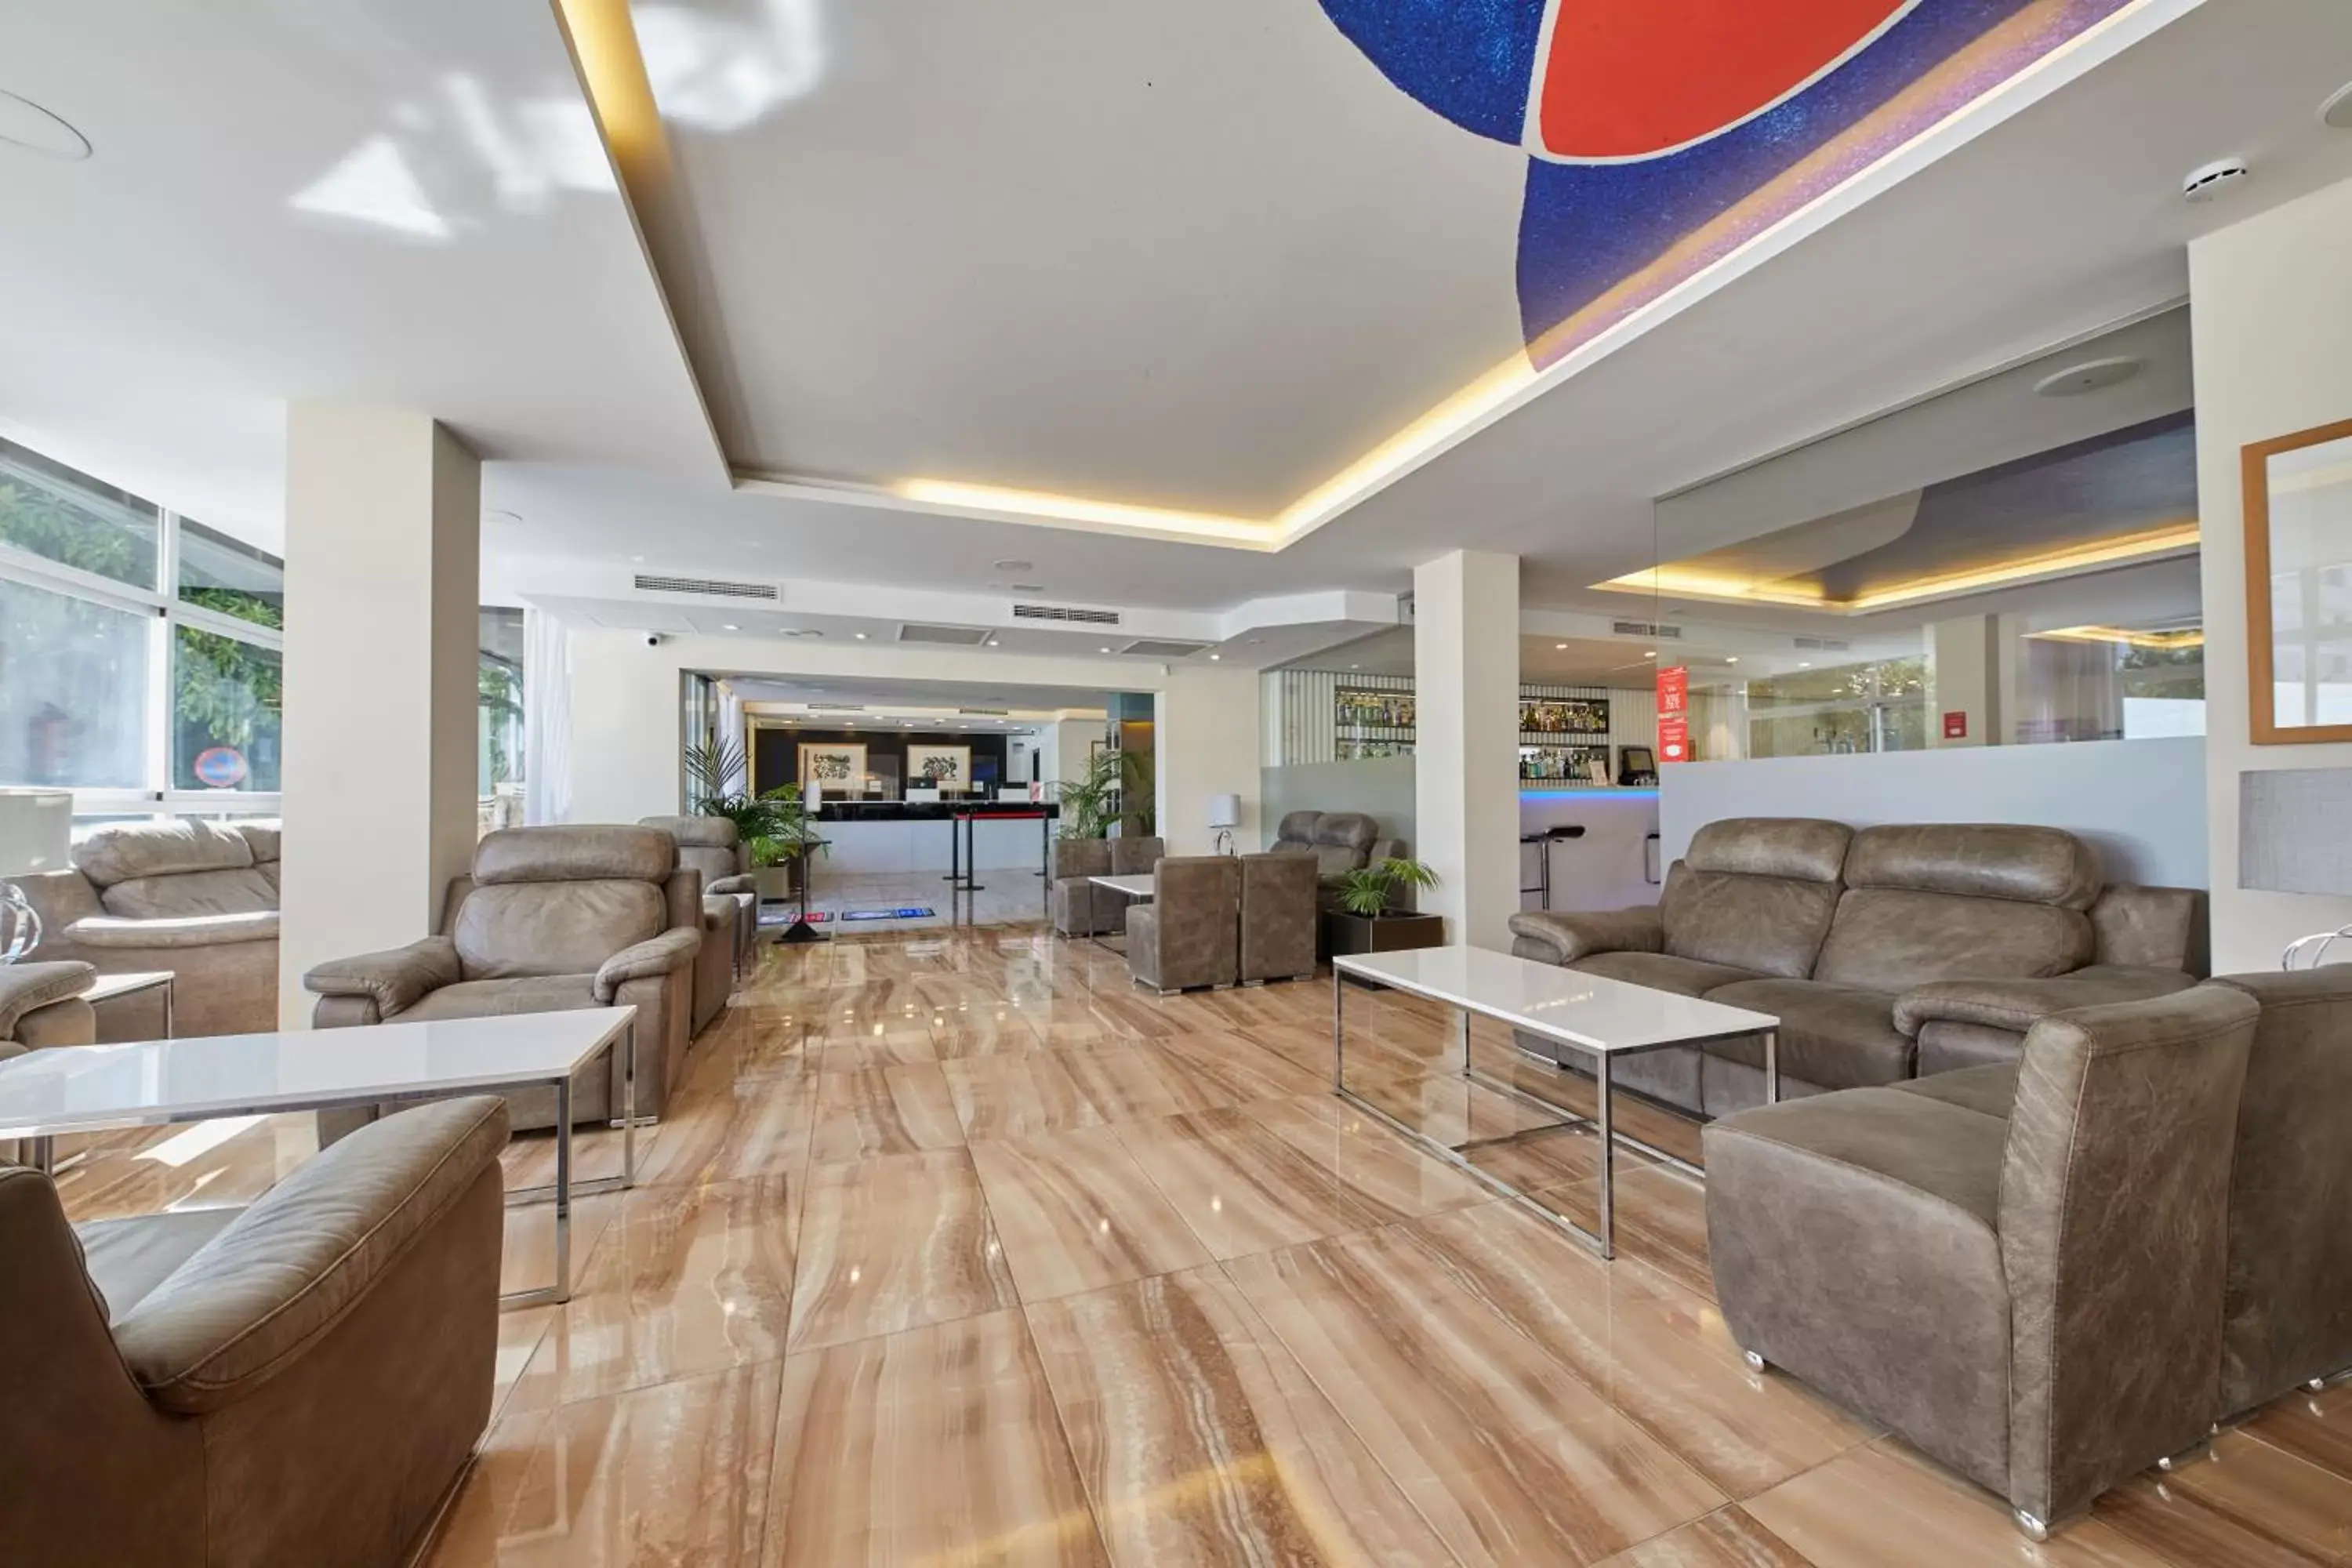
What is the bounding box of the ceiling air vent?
[1013,602,1122,626]
[632,573,778,600]
[806,702,869,713]
[957,706,1011,717]
[1793,636,1852,652]
[897,623,993,648]
[1120,639,1212,659]
[1611,620,1683,640]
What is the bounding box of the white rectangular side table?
[1333,946,1778,1260]
[0,1007,638,1309]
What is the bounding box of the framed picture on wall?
[2244,416,2352,743]
[906,743,972,792]
[799,742,867,793]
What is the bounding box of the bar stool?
[1519,824,1587,910]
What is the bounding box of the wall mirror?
[2245,418,2352,743]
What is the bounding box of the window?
[0,440,283,818]
[1748,656,1928,758]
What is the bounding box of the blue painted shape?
[1315,0,1545,143]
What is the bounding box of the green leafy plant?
[684,739,825,869]
[1334,857,1440,918]
[1052,746,1126,840]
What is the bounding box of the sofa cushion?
[452,881,662,980]
[1684,817,1852,884]
[1916,1020,2031,1077]
[72,818,253,887]
[230,819,281,865]
[1659,862,1842,981]
[1889,1062,2020,1120]
[1813,887,2092,991]
[100,866,278,919]
[401,973,601,1021]
[474,825,672,886]
[1701,978,1914,1092]
[1572,950,1760,997]
[77,1208,242,1321]
[1891,965,2198,1040]
[2091,884,2206,973]
[1109,836,1165,877]
[1842,822,2102,910]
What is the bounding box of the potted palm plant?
[684,740,825,901]
[1051,747,1125,841]
[1325,856,1446,957]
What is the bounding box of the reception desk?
[815,801,1059,875]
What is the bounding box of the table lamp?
[1208,793,1242,856]
[2240,768,2352,967]
[0,788,72,963]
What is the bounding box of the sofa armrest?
[302,936,459,1017]
[706,873,756,898]
[0,960,95,1039]
[1891,965,2198,1040]
[111,1096,509,1415]
[66,911,279,949]
[1506,906,1663,965]
[593,927,700,1004]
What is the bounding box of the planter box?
[1324,910,1446,960]
[754,863,797,902]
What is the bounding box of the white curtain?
[718,682,748,793]
[524,609,574,824]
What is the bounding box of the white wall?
[1659,737,2209,887]
[2191,176,2352,971]
[1154,665,1263,856]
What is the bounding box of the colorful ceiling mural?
[1316,0,2138,367]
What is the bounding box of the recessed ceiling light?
[992,559,1033,573]
[1798,662,1812,669]
[1099,647,1112,654]
[1349,664,1361,670]
[1555,643,1567,650]
[721,622,739,632]
[1011,583,1044,593]
[0,89,92,159]
[1643,651,1657,659]
[2322,81,2352,129]
[985,639,998,647]
[1208,653,1221,661]
[1726,657,1740,665]
[854,632,867,641]
[2033,356,2143,397]
[629,554,645,563]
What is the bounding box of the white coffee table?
[0,1008,639,1309]
[1087,873,1156,952]
[1334,946,1778,1260]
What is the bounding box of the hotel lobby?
[8,2,2352,1564]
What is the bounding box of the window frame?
[0,506,282,817]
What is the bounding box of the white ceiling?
[6,0,2352,648]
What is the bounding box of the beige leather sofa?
[1508,818,2205,1116]
[1269,811,1408,908]
[639,814,755,1035]
[0,1096,510,1567]
[303,826,702,1130]
[15,818,280,1038]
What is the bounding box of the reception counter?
[814,801,1059,875]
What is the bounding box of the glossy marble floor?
[782,868,1055,931]
[53,929,2352,1566]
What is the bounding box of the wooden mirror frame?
[2243,416,2352,745]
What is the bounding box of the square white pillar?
[278,405,481,1025]
[1154,666,1262,856]
[1414,550,1519,949]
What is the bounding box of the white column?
[2192,175,2352,971]
[1414,550,1519,949]
[1154,665,1262,855]
[1926,615,1999,748]
[278,405,481,1025]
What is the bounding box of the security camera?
[642,633,665,648]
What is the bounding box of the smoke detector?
[2034,356,2143,397]
[2182,158,2249,204]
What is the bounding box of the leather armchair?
[1050,837,1116,936]
[1705,985,2257,1536]
[639,815,755,1036]
[0,1095,509,1567]
[1270,811,1405,908]
[1,961,96,1163]
[14,818,280,1038]
[304,825,702,1131]
[1127,855,1240,993]
[1238,853,1316,984]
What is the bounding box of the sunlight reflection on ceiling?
[633,0,826,133]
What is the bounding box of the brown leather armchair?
[639,814,755,1035]
[1271,811,1407,909]
[1050,837,1115,937]
[303,826,702,1130]
[0,1096,509,1567]
[1238,853,1317,984]
[1705,985,2257,1537]
[1127,855,1240,993]
[1,961,96,1163]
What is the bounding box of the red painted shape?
[1943,710,1969,739]
[1536,0,1917,160]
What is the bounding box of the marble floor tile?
[1146,1025,1330,1103]
[2095,1429,2352,1566]
[1396,1202,1872,1497]
[1227,1226,1726,1566]
[762,1308,1109,1566]
[514,1175,797,1407]
[650,1073,818,1187]
[789,1148,1018,1352]
[1053,1040,1240,1123]
[2238,1377,2352,1479]
[1745,1440,2173,1567]
[1237,1093,1495,1220]
[1596,1506,1814,1567]
[1343,1069,1564,1150]
[1118,1107,1395,1261]
[1029,1266,1461,1566]
[1537,1164,1717,1303]
[808,1062,965,1165]
[940,1051,1107,1142]
[969,1125,1214,1301]
[425,1362,782,1566]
